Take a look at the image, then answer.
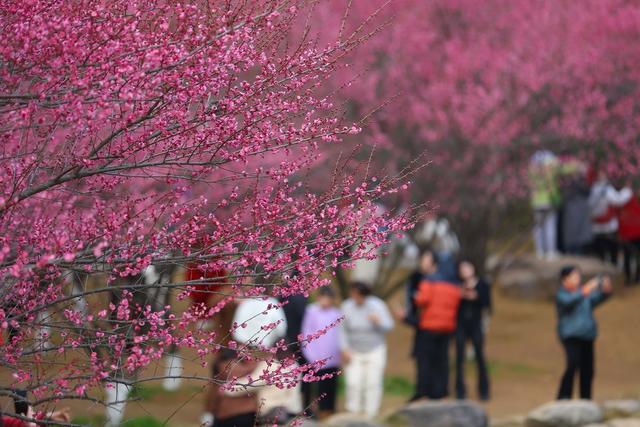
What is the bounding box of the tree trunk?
[451,209,492,277]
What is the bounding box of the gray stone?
[608,419,640,427]
[495,255,620,301]
[525,400,603,427]
[394,400,488,427]
[603,400,640,419]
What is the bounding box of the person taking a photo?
[556,266,612,400]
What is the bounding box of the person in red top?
[185,261,227,314]
[1,416,32,427]
[184,254,236,336]
[413,250,462,400]
[1,415,44,427]
[618,189,640,285]
[1,407,70,427]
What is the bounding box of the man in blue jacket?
[556,266,612,400]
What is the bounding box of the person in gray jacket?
[556,266,612,400]
[340,282,394,417]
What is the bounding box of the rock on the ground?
[603,400,640,419]
[324,413,385,427]
[495,255,620,301]
[607,419,640,427]
[525,400,603,427]
[393,400,488,427]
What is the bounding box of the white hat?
[232,297,288,348]
[531,150,557,165]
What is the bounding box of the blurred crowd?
[9,149,634,427]
[529,150,640,284]
[194,166,623,427]
[192,244,492,427]
[2,241,616,427]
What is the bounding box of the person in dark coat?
[556,266,612,400]
[396,247,438,357]
[401,250,435,327]
[455,259,491,400]
[561,171,593,255]
[278,291,308,413]
[280,293,308,349]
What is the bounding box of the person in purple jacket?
[300,286,342,419]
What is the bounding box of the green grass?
[121,416,168,427]
[335,374,414,398]
[384,376,414,397]
[127,383,171,401]
[71,414,169,427]
[337,374,345,395]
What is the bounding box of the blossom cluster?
[0,0,414,410]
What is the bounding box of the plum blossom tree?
[0,0,414,423]
[319,0,640,268]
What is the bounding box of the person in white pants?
[529,150,562,260]
[343,344,387,417]
[340,282,394,418]
[533,209,558,259]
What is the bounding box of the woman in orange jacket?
[413,252,461,400]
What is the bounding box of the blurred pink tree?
[0,0,414,420]
[319,0,640,265]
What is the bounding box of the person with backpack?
[556,266,612,400]
[589,172,632,264]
